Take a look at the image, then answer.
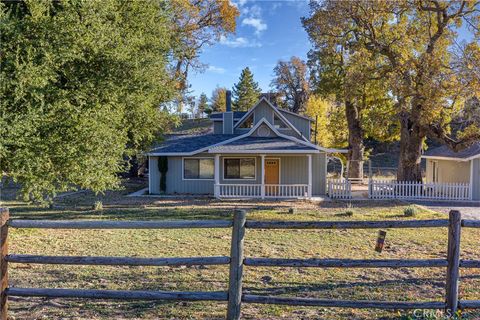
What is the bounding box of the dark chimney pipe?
[226,90,232,112]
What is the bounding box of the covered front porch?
[212,153,314,199]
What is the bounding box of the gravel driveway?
[409,200,480,220]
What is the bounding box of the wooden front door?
[264,159,279,184]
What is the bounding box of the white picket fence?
[369,180,471,201]
[328,179,352,199]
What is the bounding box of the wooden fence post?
[446,210,461,315]
[0,208,9,320]
[227,209,246,320]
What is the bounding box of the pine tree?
[232,67,261,111]
[198,93,209,117]
[210,87,227,112]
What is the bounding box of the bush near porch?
[2,183,480,319]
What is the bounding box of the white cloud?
[238,0,248,6]
[207,66,226,74]
[242,17,267,35]
[219,35,262,48]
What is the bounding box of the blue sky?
[188,0,311,98]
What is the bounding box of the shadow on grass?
[243,276,448,296]
[9,206,234,221]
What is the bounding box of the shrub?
[404,206,417,217]
[345,210,354,217]
[93,201,103,211]
[158,156,168,193]
[344,203,354,216]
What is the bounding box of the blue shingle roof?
[209,136,317,152]
[209,112,247,120]
[148,134,238,154]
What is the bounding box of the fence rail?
[369,180,471,201]
[327,179,352,199]
[0,208,479,319]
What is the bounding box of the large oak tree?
[304,0,480,181]
[0,0,235,201]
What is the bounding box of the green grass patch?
[2,199,480,319]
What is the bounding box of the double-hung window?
[224,158,256,180]
[183,158,214,180]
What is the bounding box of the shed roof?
[209,136,318,153]
[423,142,480,160]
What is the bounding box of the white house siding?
[472,158,480,201]
[425,159,471,183]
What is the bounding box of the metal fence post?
[446,210,461,314]
[227,209,246,320]
[0,208,9,320]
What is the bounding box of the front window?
[224,158,256,179]
[183,158,214,179]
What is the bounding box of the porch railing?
[368,180,471,201]
[216,184,309,199]
[328,179,352,199]
[217,184,262,198]
[264,184,309,198]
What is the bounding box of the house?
[147,92,346,199]
[422,142,480,200]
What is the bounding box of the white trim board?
[233,97,308,142]
[148,118,347,156]
[210,150,319,154]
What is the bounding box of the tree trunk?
[397,112,425,182]
[128,156,140,178]
[345,100,364,179]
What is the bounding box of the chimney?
[223,90,233,134]
[226,90,232,112]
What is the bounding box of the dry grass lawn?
[1,179,480,319]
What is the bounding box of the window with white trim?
[224,158,256,179]
[183,158,214,179]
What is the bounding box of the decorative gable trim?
[233,97,308,142]
[208,118,346,154]
[147,115,347,156]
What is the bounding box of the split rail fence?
[0,208,480,319]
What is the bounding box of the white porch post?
[469,159,474,200]
[214,154,220,198]
[261,154,265,199]
[307,154,312,198]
